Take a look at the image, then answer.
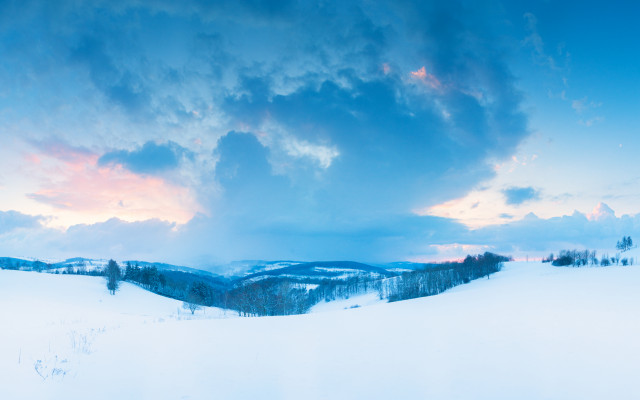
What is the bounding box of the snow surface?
[309,292,384,313]
[2,261,640,399]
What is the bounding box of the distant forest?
[1,252,510,317]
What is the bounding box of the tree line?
[543,236,635,267]
[384,252,509,302]
[1,253,511,317]
[543,249,633,267]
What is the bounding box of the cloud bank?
[0,0,545,264]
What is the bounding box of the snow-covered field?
[2,261,640,399]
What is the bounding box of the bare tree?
[182,301,201,315]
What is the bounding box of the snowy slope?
[309,291,384,312]
[0,270,231,400]
[2,261,640,399]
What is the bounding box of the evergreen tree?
[617,236,633,252]
[105,259,121,295]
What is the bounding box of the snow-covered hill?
[0,256,222,277]
[237,260,396,285]
[2,261,640,399]
[218,260,304,277]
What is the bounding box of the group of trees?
[617,236,634,252]
[183,280,216,314]
[226,280,311,316]
[598,253,633,266]
[123,263,166,291]
[385,252,509,302]
[101,260,226,313]
[546,249,617,267]
[545,250,598,267]
[121,262,228,312]
[546,236,635,267]
[309,276,384,304]
[103,261,165,296]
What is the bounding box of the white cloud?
[587,202,615,221]
[523,13,558,70]
[578,116,604,127]
[281,137,340,169]
[572,97,602,114]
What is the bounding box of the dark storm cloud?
[99,141,192,175]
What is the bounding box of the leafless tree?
[182,301,201,315]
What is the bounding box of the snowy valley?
[2,258,639,399]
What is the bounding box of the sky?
[1,0,639,268]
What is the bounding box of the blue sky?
[0,0,639,267]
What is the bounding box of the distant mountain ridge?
[0,257,220,277]
[0,256,410,283]
[238,261,397,285]
[0,256,442,290]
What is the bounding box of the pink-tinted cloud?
[415,197,466,219]
[410,66,442,90]
[587,202,615,222]
[28,139,94,164]
[25,153,42,165]
[24,143,201,226]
